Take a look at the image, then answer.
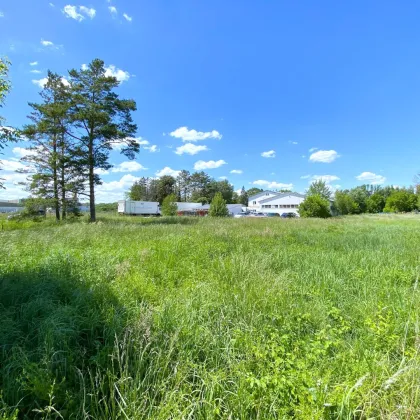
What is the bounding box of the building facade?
[247,191,306,215]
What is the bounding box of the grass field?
[1,214,420,419]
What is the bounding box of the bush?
[299,195,331,218]
[334,191,358,215]
[161,194,178,216]
[209,192,229,217]
[366,193,386,213]
[383,191,418,213]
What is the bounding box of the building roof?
[248,190,278,201]
[258,192,306,204]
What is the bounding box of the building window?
[274,205,278,208]
[253,201,256,205]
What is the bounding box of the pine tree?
[22,72,84,220]
[209,192,229,217]
[67,59,139,221]
[238,186,249,206]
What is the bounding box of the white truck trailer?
[118,200,160,216]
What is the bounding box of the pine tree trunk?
[88,140,96,222]
[60,141,66,219]
[53,136,60,221]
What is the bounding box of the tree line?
[127,172,251,205]
[299,180,420,218]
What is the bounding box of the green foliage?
[247,187,263,197]
[299,194,331,218]
[0,57,10,113]
[307,180,332,200]
[194,196,208,205]
[161,193,178,216]
[334,191,358,215]
[366,192,386,213]
[157,176,176,204]
[95,202,118,212]
[348,186,369,214]
[208,192,229,217]
[238,186,249,206]
[384,190,418,213]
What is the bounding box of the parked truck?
[118,200,160,216]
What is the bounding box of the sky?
[1,0,420,202]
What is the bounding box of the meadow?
[1,214,419,419]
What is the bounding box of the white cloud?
[230,169,243,174]
[108,6,117,15]
[289,141,298,145]
[309,150,339,163]
[79,6,96,18]
[194,160,227,170]
[252,180,293,190]
[111,161,147,173]
[32,77,69,88]
[94,168,109,175]
[356,172,386,185]
[174,143,209,155]
[144,145,159,153]
[300,175,311,179]
[309,147,318,152]
[112,137,148,150]
[311,175,340,183]
[170,126,222,142]
[95,174,139,203]
[41,39,54,46]
[30,70,42,74]
[123,13,132,22]
[81,63,88,70]
[156,167,180,178]
[63,5,84,21]
[11,147,38,158]
[104,65,130,82]
[29,61,38,66]
[219,176,227,180]
[261,150,275,158]
[0,11,4,18]
[49,3,55,7]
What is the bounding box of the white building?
[248,191,306,216]
[247,190,280,212]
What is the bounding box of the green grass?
[1,214,420,419]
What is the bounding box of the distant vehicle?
[234,212,250,218]
[281,212,298,218]
[250,212,267,218]
[265,213,280,217]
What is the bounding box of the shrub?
[366,193,386,213]
[383,191,418,213]
[299,195,331,218]
[161,194,178,216]
[334,191,359,215]
[209,192,229,217]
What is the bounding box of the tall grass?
[1,215,419,418]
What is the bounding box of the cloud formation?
[309,150,339,163]
[104,65,130,82]
[194,160,227,170]
[175,143,209,155]
[261,150,275,158]
[230,169,243,174]
[356,172,386,185]
[170,126,222,142]
[156,167,180,177]
[111,161,147,173]
[252,180,293,190]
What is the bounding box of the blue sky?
[1,0,420,202]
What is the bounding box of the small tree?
[299,195,331,218]
[307,180,332,201]
[334,191,358,215]
[238,186,249,206]
[209,192,229,217]
[161,193,178,216]
[366,192,386,213]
